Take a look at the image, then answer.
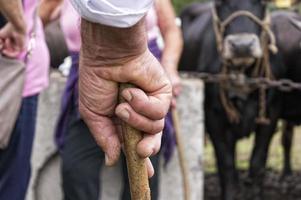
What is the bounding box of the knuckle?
[134,99,146,110]
[155,108,167,119]
[131,116,144,130]
[152,145,160,155]
[127,65,143,80]
[149,120,164,134]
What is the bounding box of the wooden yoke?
[119,83,151,200]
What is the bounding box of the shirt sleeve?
[70,0,153,28]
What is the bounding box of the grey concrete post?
[26,72,204,200]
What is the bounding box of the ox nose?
[223,34,262,61]
[228,37,256,57]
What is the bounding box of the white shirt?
[70,0,153,28]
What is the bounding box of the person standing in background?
[0,0,26,52]
[0,0,50,199]
[39,0,181,199]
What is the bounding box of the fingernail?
[116,109,130,121]
[123,90,132,102]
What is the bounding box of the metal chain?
[181,72,301,92]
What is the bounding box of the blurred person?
[0,0,50,199]
[39,0,179,199]
[0,0,26,53]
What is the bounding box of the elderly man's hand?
[79,19,172,177]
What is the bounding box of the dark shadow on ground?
[205,170,301,200]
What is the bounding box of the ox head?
[214,0,270,68]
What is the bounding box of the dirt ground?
[204,123,301,200]
[205,170,301,200]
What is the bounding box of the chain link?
[181,72,301,92]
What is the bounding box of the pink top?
[146,6,159,40]
[60,0,81,52]
[21,0,50,97]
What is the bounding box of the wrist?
[80,18,148,67]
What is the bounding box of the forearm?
[39,0,63,26]
[0,0,26,34]
[156,0,183,72]
[161,29,183,72]
[81,18,148,67]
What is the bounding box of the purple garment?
[55,52,79,150]
[162,111,176,165]
[148,39,162,60]
[55,40,176,164]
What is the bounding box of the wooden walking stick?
[119,83,151,200]
[172,108,191,200]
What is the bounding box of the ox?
[179,1,287,199]
[180,1,301,180]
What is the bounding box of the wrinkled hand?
[0,22,26,58]
[79,48,172,177]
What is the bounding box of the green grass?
[204,123,301,173]
[173,0,207,14]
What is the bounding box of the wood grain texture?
[119,83,151,200]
